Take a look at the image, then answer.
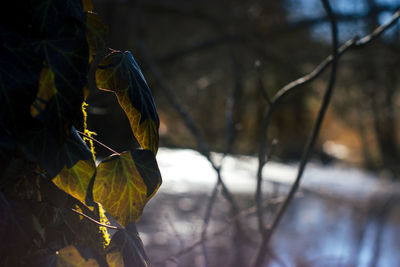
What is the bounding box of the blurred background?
[88,0,400,266]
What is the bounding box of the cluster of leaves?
[0,0,161,266]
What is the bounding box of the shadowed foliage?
[0,0,161,266]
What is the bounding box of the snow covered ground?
[156,148,397,201]
[140,148,400,267]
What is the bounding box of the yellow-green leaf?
[53,158,96,205]
[56,245,99,267]
[95,51,159,155]
[93,149,161,226]
[30,68,57,118]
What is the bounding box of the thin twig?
[76,130,120,156]
[272,9,400,104]
[255,139,278,234]
[252,0,339,266]
[70,208,121,230]
[152,7,398,65]
[200,182,220,267]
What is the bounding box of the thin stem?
[77,130,120,156]
[70,208,121,230]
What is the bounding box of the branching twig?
[253,11,400,246]
[252,0,339,266]
[252,9,400,264]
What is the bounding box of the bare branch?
[252,0,339,266]
[254,13,400,241]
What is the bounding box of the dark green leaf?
[1,0,89,141]
[18,126,93,179]
[85,12,108,58]
[106,223,149,267]
[96,50,159,155]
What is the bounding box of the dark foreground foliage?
[0,1,161,266]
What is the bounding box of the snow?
[156,147,393,201]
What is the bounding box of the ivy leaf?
[85,12,108,59]
[106,223,149,267]
[96,50,159,155]
[56,245,99,267]
[0,33,42,132]
[30,67,56,119]
[47,127,96,206]
[33,0,88,139]
[52,156,96,206]
[18,126,94,183]
[93,149,162,226]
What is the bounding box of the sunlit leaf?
[46,127,96,205]
[106,223,149,267]
[56,246,99,267]
[93,149,162,226]
[52,157,96,205]
[96,50,159,154]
